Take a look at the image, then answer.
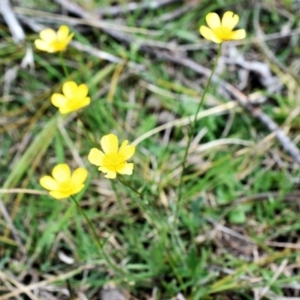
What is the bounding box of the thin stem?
[117,177,148,217]
[111,180,132,221]
[59,51,69,78]
[176,43,223,214]
[69,196,102,251]
[69,196,126,276]
[117,176,142,197]
[76,112,96,146]
[117,176,157,226]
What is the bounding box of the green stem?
[111,180,132,224]
[117,176,157,226]
[69,196,125,275]
[69,196,102,251]
[117,177,147,217]
[59,51,69,78]
[176,43,223,214]
[76,112,97,146]
[117,176,142,197]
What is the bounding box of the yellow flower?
[34,25,74,53]
[40,164,88,200]
[88,134,135,179]
[51,81,90,114]
[200,11,246,43]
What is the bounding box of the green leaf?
[229,207,246,224]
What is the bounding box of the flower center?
[214,26,233,40]
[59,180,74,194]
[50,40,67,52]
[103,152,126,172]
[67,97,82,109]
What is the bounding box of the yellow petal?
[66,33,74,44]
[51,93,67,107]
[62,81,78,99]
[104,171,117,179]
[59,106,72,114]
[206,13,220,29]
[64,95,90,113]
[34,39,50,51]
[117,163,134,175]
[39,28,56,42]
[105,172,117,179]
[231,29,246,40]
[199,26,222,43]
[88,148,105,166]
[49,191,69,199]
[52,164,71,183]
[77,84,89,99]
[100,134,119,154]
[66,97,90,112]
[57,25,70,40]
[97,166,116,179]
[65,99,90,113]
[70,184,85,195]
[221,11,239,30]
[119,140,135,160]
[47,46,58,53]
[71,168,88,185]
[40,176,58,191]
[78,97,90,108]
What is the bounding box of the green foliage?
[1,0,300,299]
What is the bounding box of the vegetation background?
[1,0,300,299]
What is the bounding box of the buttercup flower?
[88,134,135,179]
[51,81,90,114]
[200,11,246,43]
[35,25,74,53]
[40,164,88,199]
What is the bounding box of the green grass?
[1,0,300,299]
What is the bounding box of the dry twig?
[0,0,25,43]
[94,0,181,17]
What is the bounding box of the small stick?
[95,0,181,17]
[257,259,288,300]
[0,0,25,44]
